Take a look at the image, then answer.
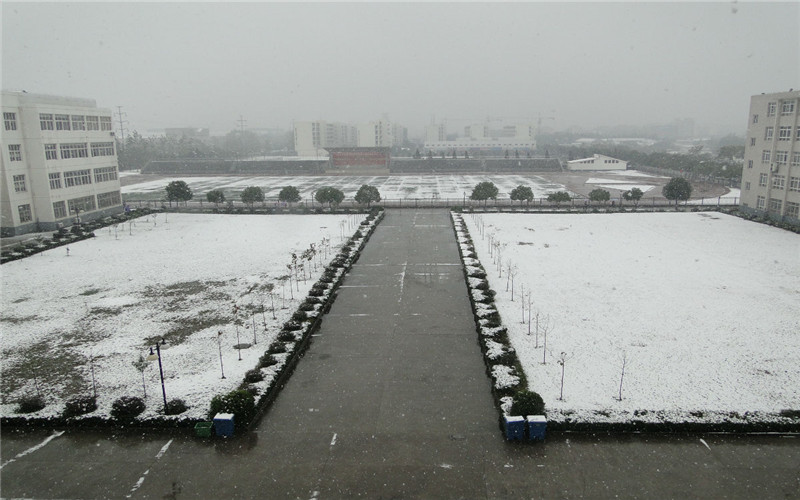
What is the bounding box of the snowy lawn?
[1,212,367,421]
[462,212,799,424]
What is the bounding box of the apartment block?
[1,91,123,236]
[741,90,800,222]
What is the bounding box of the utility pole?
[116,106,128,141]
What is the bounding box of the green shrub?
[243,368,264,383]
[305,296,322,305]
[258,353,277,368]
[207,389,256,429]
[291,310,307,322]
[510,391,546,416]
[277,331,296,342]
[283,321,303,331]
[63,395,97,418]
[299,302,316,311]
[15,394,45,414]
[267,342,287,354]
[308,288,324,297]
[165,398,188,415]
[111,396,146,420]
[353,230,363,239]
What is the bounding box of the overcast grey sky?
[3,2,798,137]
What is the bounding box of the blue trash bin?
[213,413,235,437]
[527,415,546,441]
[504,415,526,441]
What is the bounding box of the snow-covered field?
[463,212,799,423]
[1,213,366,420]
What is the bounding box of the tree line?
[164,182,382,209]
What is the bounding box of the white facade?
[423,120,536,153]
[1,91,123,236]
[357,119,396,148]
[740,90,800,220]
[567,154,628,171]
[293,120,357,157]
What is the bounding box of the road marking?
[126,439,173,498]
[0,430,65,469]
[699,438,711,451]
[330,433,337,446]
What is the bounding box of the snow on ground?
[121,174,572,201]
[585,177,656,193]
[1,213,366,420]
[463,212,799,423]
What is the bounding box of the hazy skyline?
[3,2,798,138]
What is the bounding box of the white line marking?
[699,438,711,451]
[330,433,337,446]
[398,261,407,303]
[126,439,173,497]
[0,430,65,469]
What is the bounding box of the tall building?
[741,90,800,222]
[293,120,357,157]
[1,91,123,236]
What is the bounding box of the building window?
[18,204,32,223]
[759,173,768,187]
[4,112,17,131]
[100,116,113,131]
[767,102,777,116]
[781,100,795,115]
[790,177,800,192]
[60,143,88,159]
[778,126,792,141]
[747,159,753,169]
[67,195,96,214]
[750,137,756,146]
[49,172,62,189]
[762,150,771,163]
[71,115,86,131]
[756,196,765,209]
[37,115,54,132]
[764,127,773,140]
[53,201,67,219]
[772,175,786,189]
[44,143,58,160]
[744,181,750,190]
[55,114,71,130]
[752,114,759,124]
[86,116,100,131]
[768,198,782,213]
[63,169,92,187]
[793,153,800,167]
[13,174,26,192]
[8,144,22,162]
[786,201,800,219]
[776,151,788,165]
[90,142,115,157]
[94,166,118,183]
[97,190,121,208]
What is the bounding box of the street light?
[217,330,225,379]
[147,338,168,411]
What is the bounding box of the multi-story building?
[293,120,357,157]
[423,119,537,154]
[1,91,123,236]
[741,90,800,223]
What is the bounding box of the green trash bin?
[194,421,214,438]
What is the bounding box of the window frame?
[49,172,62,190]
[40,113,55,130]
[4,112,17,131]
[18,204,32,223]
[13,174,27,192]
[8,144,22,162]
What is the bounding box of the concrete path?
[2,209,799,499]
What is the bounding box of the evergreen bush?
[510,391,546,416]
[15,394,45,414]
[243,368,264,384]
[207,389,256,429]
[63,395,97,418]
[164,398,188,415]
[110,396,146,420]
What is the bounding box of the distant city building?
[1,91,123,236]
[294,118,406,156]
[567,154,628,171]
[423,119,536,154]
[164,127,210,140]
[293,120,357,157]
[740,90,800,222]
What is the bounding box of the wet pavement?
[2,209,799,499]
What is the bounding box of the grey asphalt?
[1,209,798,499]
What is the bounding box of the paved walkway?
[2,209,798,499]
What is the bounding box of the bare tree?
[617,351,628,401]
[557,351,574,401]
[132,353,148,399]
[541,317,554,364]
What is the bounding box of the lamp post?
[147,338,168,410]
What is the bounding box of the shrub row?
[451,212,545,431]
